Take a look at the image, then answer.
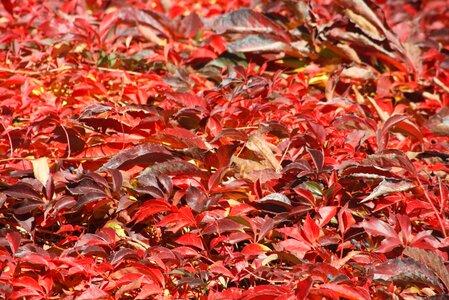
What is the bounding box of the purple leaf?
[99,143,173,171]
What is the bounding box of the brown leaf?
[336,0,389,39]
[371,258,444,292]
[246,131,281,172]
[340,65,376,80]
[344,9,384,41]
[426,107,449,136]
[404,247,449,291]
[210,8,289,41]
[327,28,396,59]
[231,155,280,183]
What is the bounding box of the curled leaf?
[361,178,415,203]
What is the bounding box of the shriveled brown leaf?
[344,9,384,41]
[246,131,281,172]
[404,247,449,291]
[371,258,444,292]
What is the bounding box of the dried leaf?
[228,34,290,53]
[344,9,384,41]
[255,193,292,213]
[31,157,50,186]
[211,8,289,40]
[361,178,415,203]
[340,65,376,80]
[246,132,281,172]
[371,258,444,292]
[404,247,449,291]
[140,159,206,178]
[336,0,389,38]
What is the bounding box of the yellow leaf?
[104,220,127,239]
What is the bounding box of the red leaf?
[1,0,14,15]
[296,277,312,300]
[20,253,51,269]
[184,185,208,213]
[5,231,21,254]
[360,217,402,252]
[175,233,204,250]
[315,283,370,300]
[166,92,207,108]
[209,261,234,278]
[181,12,203,38]
[307,148,324,173]
[157,206,197,233]
[317,206,338,227]
[241,243,271,255]
[131,199,171,224]
[77,287,110,300]
[278,239,311,259]
[302,214,320,245]
[242,285,293,300]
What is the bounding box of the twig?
[0,66,146,76]
[0,66,73,75]
[0,155,112,163]
[416,177,447,238]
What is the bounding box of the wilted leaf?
[255,193,292,211]
[344,9,384,41]
[340,65,376,80]
[246,131,281,172]
[210,8,289,41]
[31,157,50,186]
[228,34,290,53]
[426,107,449,136]
[362,150,417,176]
[140,159,206,178]
[404,247,449,291]
[371,258,444,292]
[361,178,415,203]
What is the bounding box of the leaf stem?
[416,177,447,238]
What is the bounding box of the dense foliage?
[1,0,449,299]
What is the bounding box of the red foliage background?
[1,0,449,299]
